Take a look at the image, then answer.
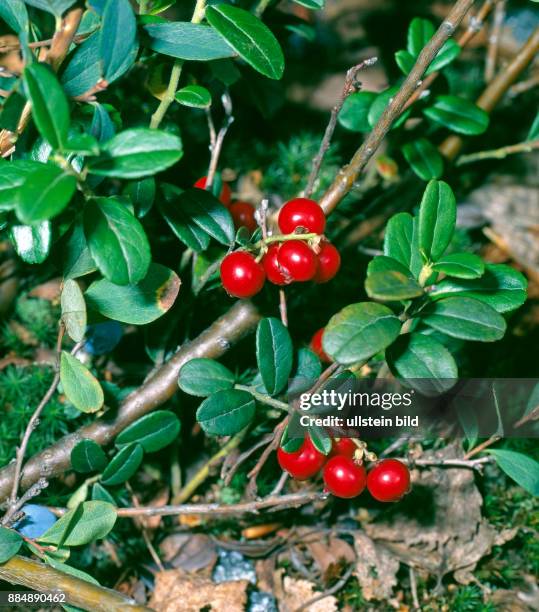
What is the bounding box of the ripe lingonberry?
[367,459,410,502]
[310,328,332,363]
[313,241,341,283]
[278,198,326,235]
[220,251,265,298]
[277,240,318,282]
[277,437,327,481]
[330,438,357,459]
[194,176,232,206]
[263,243,289,286]
[229,201,258,233]
[323,456,367,498]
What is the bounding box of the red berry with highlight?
[277,240,318,282]
[263,243,289,286]
[220,251,265,298]
[194,176,232,206]
[310,328,331,363]
[367,459,410,502]
[313,241,341,283]
[278,198,326,235]
[323,456,367,499]
[330,438,357,459]
[277,437,327,481]
[229,201,257,233]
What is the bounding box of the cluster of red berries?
[195,176,258,233]
[219,197,341,299]
[277,436,411,501]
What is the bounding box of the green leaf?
[428,39,460,73]
[39,501,117,546]
[256,317,293,396]
[63,220,97,279]
[115,411,180,452]
[196,389,255,436]
[24,0,76,17]
[101,443,144,486]
[338,91,377,133]
[44,557,99,585]
[424,95,489,135]
[367,255,412,277]
[402,139,443,180]
[395,50,415,75]
[88,128,182,179]
[178,358,235,397]
[323,302,401,365]
[293,0,325,8]
[407,18,434,56]
[527,111,539,140]
[64,134,100,156]
[144,22,236,61]
[16,164,76,224]
[61,279,86,342]
[431,253,484,279]
[85,263,180,325]
[365,271,423,301]
[61,33,101,98]
[175,85,212,109]
[84,197,151,285]
[10,222,51,264]
[0,0,28,34]
[124,177,155,218]
[100,0,138,82]
[159,187,234,252]
[368,86,411,129]
[429,264,527,313]
[70,440,107,473]
[0,527,23,563]
[287,348,322,396]
[383,212,414,269]
[0,160,40,211]
[206,4,285,80]
[91,483,116,504]
[60,351,104,413]
[487,449,539,496]
[309,425,332,455]
[418,179,456,261]
[422,296,506,341]
[386,333,457,396]
[23,63,69,150]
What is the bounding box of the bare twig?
[279,288,289,327]
[508,72,539,96]
[247,418,289,495]
[409,566,420,610]
[464,437,501,460]
[456,139,539,164]
[222,433,274,486]
[304,57,377,198]
[205,92,234,188]
[485,0,506,83]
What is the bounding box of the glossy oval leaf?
[256,317,293,396]
[431,253,484,279]
[115,410,180,452]
[10,222,51,264]
[0,527,23,563]
[196,389,255,436]
[338,91,377,133]
[287,348,322,396]
[175,85,212,109]
[487,449,539,496]
[0,160,41,211]
[24,0,77,17]
[60,351,104,413]
[100,0,138,82]
[365,270,423,301]
[429,264,527,313]
[88,128,183,179]
[84,197,151,285]
[402,138,443,181]
[407,17,435,56]
[367,255,412,277]
[206,4,284,80]
[383,212,414,269]
[0,0,28,33]
[71,439,107,473]
[424,95,489,135]
[178,358,235,397]
[61,33,101,98]
[418,180,456,261]
[61,279,86,342]
[422,296,506,342]
[323,302,401,365]
[85,263,181,325]
[368,86,411,129]
[23,63,69,151]
[101,443,144,486]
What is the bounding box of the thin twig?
[485,0,506,83]
[305,57,377,198]
[222,434,274,486]
[279,288,289,327]
[294,565,354,612]
[409,566,420,610]
[464,437,501,459]
[456,139,539,164]
[205,92,234,188]
[508,72,539,96]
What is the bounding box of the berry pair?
[194,176,258,233]
[277,437,410,501]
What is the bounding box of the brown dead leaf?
[159,533,217,575]
[149,569,248,612]
[28,278,62,301]
[304,535,355,581]
[8,320,38,346]
[352,532,400,601]
[274,570,338,612]
[255,557,276,594]
[136,487,169,530]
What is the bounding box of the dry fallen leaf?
[159,533,217,575]
[275,571,338,612]
[353,532,400,601]
[304,534,356,581]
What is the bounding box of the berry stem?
[257,232,318,249]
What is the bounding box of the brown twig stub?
[205,92,234,189]
[319,0,476,216]
[484,0,506,82]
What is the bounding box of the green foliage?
[178,358,235,397]
[256,317,293,396]
[101,443,144,486]
[61,280,86,343]
[0,527,23,563]
[71,440,108,474]
[196,389,256,436]
[60,352,104,414]
[115,411,180,452]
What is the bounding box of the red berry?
[330,438,357,459]
[313,241,341,283]
[220,251,265,298]
[367,459,410,502]
[310,328,331,363]
[277,240,318,282]
[194,176,232,206]
[278,198,326,235]
[277,437,327,481]
[263,243,289,286]
[229,201,258,233]
[323,456,367,498]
